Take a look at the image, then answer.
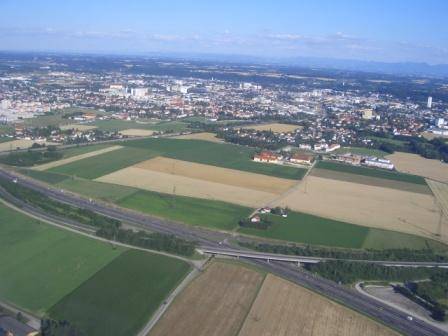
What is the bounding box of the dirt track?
[32,145,122,171]
[149,262,264,336]
[238,274,398,336]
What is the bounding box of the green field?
[49,147,157,179]
[57,178,138,202]
[118,190,252,230]
[0,203,123,314]
[49,250,190,336]
[238,210,442,250]
[362,229,447,251]
[47,138,305,180]
[368,136,408,146]
[124,138,306,179]
[239,212,369,248]
[315,160,426,185]
[20,169,69,184]
[93,119,189,133]
[333,146,389,158]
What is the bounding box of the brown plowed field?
[149,262,264,336]
[238,274,399,336]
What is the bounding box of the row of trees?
[0,177,197,256]
[239,241,448,262]
[305,260,443,284]
[361,130,448,162]
[0,145,63,166]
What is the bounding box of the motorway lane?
[1,167,447,335]
[250,260,448,336]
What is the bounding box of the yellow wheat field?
[60,124,97,131]
[149,262,264,336]
[243,123,301,133]
[386,152,448,183]
[426,179,448,238]
[272,175,444,242]
[239,274,399,336]
[96,157,296,207]
[119,128,154,136]
[172,132,223,143]
[0,139,58,152]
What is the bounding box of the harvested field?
[426,179,448,237]
[243,123,301,133]
[119,128,154,136]
[312,168,431,194]
[0,139,57,152]
[387,152,448,183]
[31,145,122,171]
[135,157,296,194]
[239,274,398,336]
[60,124,97,131]
[149,261,264,336]
[272,176,444,242]
[173,132,223,143]
[96,166,277,208]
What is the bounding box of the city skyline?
[1,0,448,65]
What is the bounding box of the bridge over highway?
[199,247,448,268]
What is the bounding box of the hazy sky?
[1,0,447,64]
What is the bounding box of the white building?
[131,88,147,98]
[435,118,445,127]
[363,158,394,170]
[427,96,433,109]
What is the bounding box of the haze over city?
[1,0,448,65]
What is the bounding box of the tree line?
[239,241,448,262]
[0,177,197,256]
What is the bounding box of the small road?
[0,300,41,331]
[137,268,201,336]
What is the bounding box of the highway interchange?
[0,166,447,336]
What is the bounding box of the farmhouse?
[290,153,314,165]
[253,151,282,163]
[331,153,362,165]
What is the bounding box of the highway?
[1,166,447,336]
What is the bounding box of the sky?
[1,0,447,64]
